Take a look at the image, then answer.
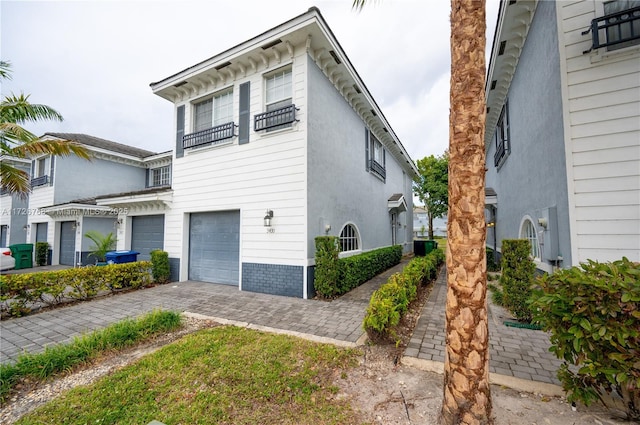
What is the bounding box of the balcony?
[369,159,386,180]
[183,122,235,149]
[254,104,297,131]
[583,6,640,53]
[494,139,507,167]
[30,175,49,188]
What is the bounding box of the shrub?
[499,239,535,322]
[0,261,153,317]
[486,246,500,272]
[363,249,444,342]
[338,245,402,295]
[35,242,49,266]
[530,258,640,421]
[314,236,340,298]
[150,249,171,283]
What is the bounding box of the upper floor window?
[149,165,171,187]
[339,223,360,252]
[31,156,50,188]
[583,1,640,53]
[367,132,386,180]
[520,218,540,260]
[255,67,296,132]
[194,89,234,132]
[494,101,510,168]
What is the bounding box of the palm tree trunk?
[441,0,492,424]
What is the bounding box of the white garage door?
[189,211,240,286]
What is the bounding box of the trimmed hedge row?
[0,261,154,317]
[530,257,640,420]
[313,236,403,299]
[363,248,445,342]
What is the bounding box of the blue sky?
[1,0,499,161]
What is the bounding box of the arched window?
[339,224,359,252]
[520,218,540,259]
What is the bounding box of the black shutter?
[365,128,370,171]
[30,160,35,181]
[176,105,185,158]
[49,156,55,185]
[145,169,150,188]
[239,82,250,144]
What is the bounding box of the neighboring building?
[150,7,418,297]
[413,206,447,238]
[25,133,172,265]
[485,0,640,273]
[0,156,31,246]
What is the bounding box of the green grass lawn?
[15,326,365,425]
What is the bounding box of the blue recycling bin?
[105,250,140,264]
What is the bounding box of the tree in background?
[0,60,90,196]
[414,153,449,239]
[442,0,492,423]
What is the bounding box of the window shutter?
[239,82,250,144]
[145,169,150,188]
[49,156,55,185]
[176,105,185,158]
[30,160,35,180]
[365,128,370,171]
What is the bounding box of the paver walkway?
[1,262,563,391]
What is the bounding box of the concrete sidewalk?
[0,262,563,395]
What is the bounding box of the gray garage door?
[131,215,164,261]
[59,221,76,266]
[189,211,240,285]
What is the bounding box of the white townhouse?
[150,7,418,298]
[485,0,640,273]
[25,133,172,265]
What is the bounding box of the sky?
[1,0,499,162]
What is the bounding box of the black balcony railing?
[369,159,386,180]
[183,121,235,149]
[583,6,640,53]
[254,104,297,131]
[30,175,49,188]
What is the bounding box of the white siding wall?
[26,185,55,247]
[557,1,640,263]
[165,45,309,280]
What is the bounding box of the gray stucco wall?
[306,55,412,258]
[81,217,117,265]
[8,195,28,245]
[485,1,572,266]
[53,156,146,204]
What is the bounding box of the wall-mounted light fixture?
[71,220,81,230]
[263,209,274,227]
[324,224,331,235]
[537,218,548,229]
[23,224,30,231]
[115,218,123,228]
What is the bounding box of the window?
[194,89,234,132]
[339,224,359,252]
[254,67,296,131]
[31,156,50,187]
[520,218,540,259]
[149,165,171,187]
[583,1,640,53]
[494,101,510,168]
[367,133,386,180]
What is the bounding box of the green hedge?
[499,239,536,322]
[0,261,153,317]
[150,249,171,283]
[313,237,403,299]
[530,257,640,420]
[363,249,445,342]
[35,242,49,266]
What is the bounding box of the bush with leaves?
[35,242,49,266]
[338,245,402,295]
[314,236,341,298]
[499,239,535,322]
[150,249,171,283]
[530,257,640,421]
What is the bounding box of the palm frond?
[0,61,11,80]
[0,122,39,146]
[0,161,30,197]
[10,140,92,160]
[0,93,64,124]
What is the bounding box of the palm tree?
[441,0,492,423]
[352,1,492,423]
[0,60,90,196]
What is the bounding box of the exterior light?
[263,210,273,227]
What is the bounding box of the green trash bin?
[424,240,438,255]
[9,243,34,270]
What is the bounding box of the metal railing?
[583,6,640,53]
[494,140,507,167]
[30,175,49,188]
[254,104,297,131]
[369,159,386,179]
[183,122,235,149]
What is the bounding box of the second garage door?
[59,221,76,266]
[189,211,240,286]
[131,215,165,261]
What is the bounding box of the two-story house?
[150,7,418,298]
[0,156,31,246]
[26,133,172,265]
[485,0,640,273]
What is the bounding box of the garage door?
[59,221,76,266]
[189,211,240,285]
[131,215,164,261]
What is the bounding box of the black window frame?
[582,2,640,53]
[494,101,510,169]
